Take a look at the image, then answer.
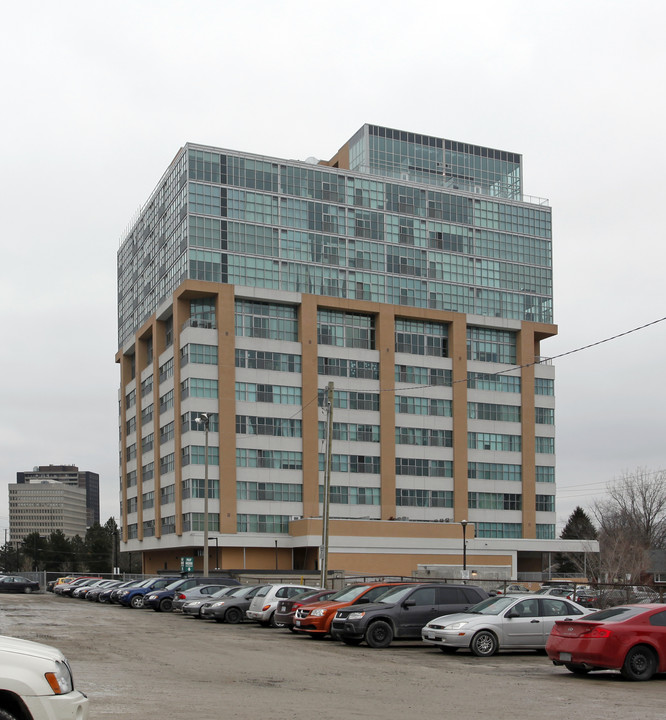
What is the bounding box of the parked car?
[0,575,40,594]
[173,584,238,612]
[198,585,263,622]
[86,580,124,602]
[107,579,150,604]
[246,584,319,627]
[0,634,89,719]
[274,589,337,630]
[53,577,99,596]
[59,577,104,598]
[117,577,179,608]
[293,582,412,638]
[490,583,531,596]
[72,579,116,599]
[533,587,573,600]
[331,583,489,648]
[181,586,241,617]
[422,593,589,656]
[547,603,666,680]
[144,576,240,612]
[47,576,76,593]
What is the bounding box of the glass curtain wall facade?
[117,124,556,568]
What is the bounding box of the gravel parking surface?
[1,593,664,719]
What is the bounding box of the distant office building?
[116,124,597,576]
[9,479,87,541]
[16,465,100,527]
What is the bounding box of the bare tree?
[592,467,666,582]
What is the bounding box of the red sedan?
[546,603,666,680]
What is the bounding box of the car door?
[394,586,438,637]
[539,598,585,636]
[501,598,545,647]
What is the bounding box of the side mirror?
[505,611,518,619]
[403,599,415,607]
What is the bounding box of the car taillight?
[262,604,271,611]
[580,627,611,638]
[177,593,186,599]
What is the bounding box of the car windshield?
[165,579,187,590]
[223,586,253,598]
[466,596,518,615]
[373,585,417,604]
[582,607,647,623]
[326,585,372,602]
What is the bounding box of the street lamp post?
[460,519,468,574]
[194,413,210,576]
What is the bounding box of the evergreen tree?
[561,506,598,540]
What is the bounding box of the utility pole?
[320,381,334,589]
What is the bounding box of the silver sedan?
[421,593,590,656]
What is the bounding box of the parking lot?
[1,593,664,719]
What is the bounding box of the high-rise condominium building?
[116,124,593,577]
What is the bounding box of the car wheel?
[621,645,657,681]
[269,612,286,628]
[130,595,144,609]
[159,598,173,612]
[470,630,499,657]
[438,646,458,654]
[565,663,590,675]
[341,637,362,646]
[365,620,394,649]
[23,587,33,594]
[0,708,19,720]
[225,607,243,624]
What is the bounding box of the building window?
[160,453,175,474]
[318,357,378,379]
[160,485,175,505]
[126,470,137,488]
[126,416,136,434]
[395,319,448,357]
[141,375,153,397]
[236,514,290,533]
[182,512,220,532]
[141,462,154,481]
[190,298,216,327]
[159,358,174,382]
[237,482,303,502]
[535,436,555,454]
[159,389,174,413]
[181,343,218,366]
[536,495,555,512]
[469,492,522,510]
[181,378,219,399]
[236,416,302,438]
[395,396,452,417]
[182,478,219,499]
[396,489,453,507]
[142,491,154,509]
[467,372,520,393]
[535,377,554,396]
[536,524,555,539]
[141,433,154,452]
[317,310,375,349]
[236,449,302,470]
[467,327,516,364]
[535,407,554,425]
[182,411,219,432]
[125,389,136,410]
[236,349,301,373]
[395,365,451,387]
[236,382,301,405]
[468,432,521,452]
[395,458,453,477]
[160,422,174,444]
[468,462,521,482]
[183,445,220,466]
[161,515,176,535]
[127,443,136,461]
[476,522,522,538]
[536,466,555,483]
[235,300,297,340]
[319,486,381,505]
[468,403,521,422]
[395,427,452,447]
[143,519,155,537]
[319,422,380,443]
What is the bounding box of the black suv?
[331,583,488,648]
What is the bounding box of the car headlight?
[211,602,225,608]
[45,660,74,695]
[443,621,469,630]
[311,609,326,617]
[347,612,365,620]
[119,591,129,597]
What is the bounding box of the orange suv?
[293,582,409,638]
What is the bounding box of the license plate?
[559,652,572,661]
[295,620,300,626]
[425,633,436,640]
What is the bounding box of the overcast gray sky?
[1,0,664,537]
